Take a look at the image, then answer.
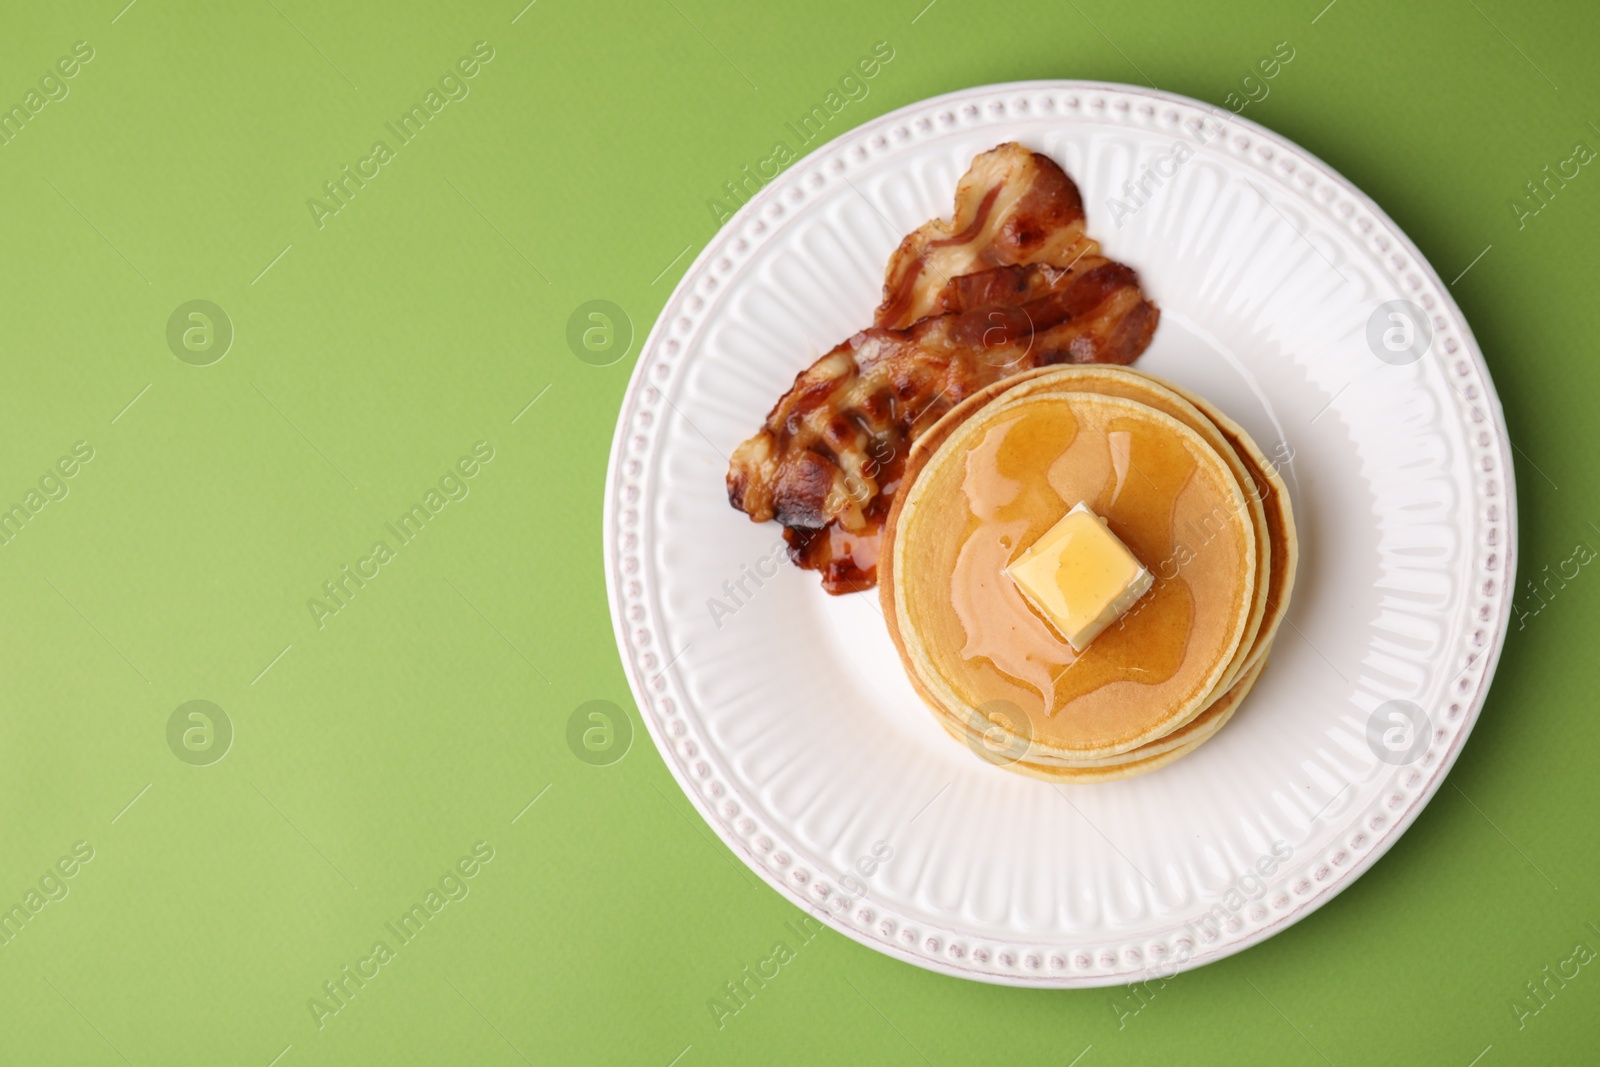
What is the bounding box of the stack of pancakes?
[881,365,1297,782]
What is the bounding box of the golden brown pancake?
[881,365,1296,780]
[950,365,1274,696]
[885,386,1258,760]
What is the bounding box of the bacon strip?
[727,143,1160,594]
[875,143,1098,330]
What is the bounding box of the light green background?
[0,0,1595,1063]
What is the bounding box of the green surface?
[0,0,1595,1063]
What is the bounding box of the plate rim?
[602,79,1517,987]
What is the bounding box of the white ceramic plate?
[604,82,1514,987]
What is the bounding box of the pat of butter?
[1005,502,1153,652]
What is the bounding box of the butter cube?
[1005,502,1153,651]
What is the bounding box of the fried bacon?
[875,142,1098,330]
[726,143,1160,594]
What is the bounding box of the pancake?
[885,385,1258,760]
[945,365,1274,696]
[1158,380,1298,680]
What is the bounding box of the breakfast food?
[874,141,1099,330]
[721,143,1296,780]
[726,143,1159,593]
[879,364,1296,780]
